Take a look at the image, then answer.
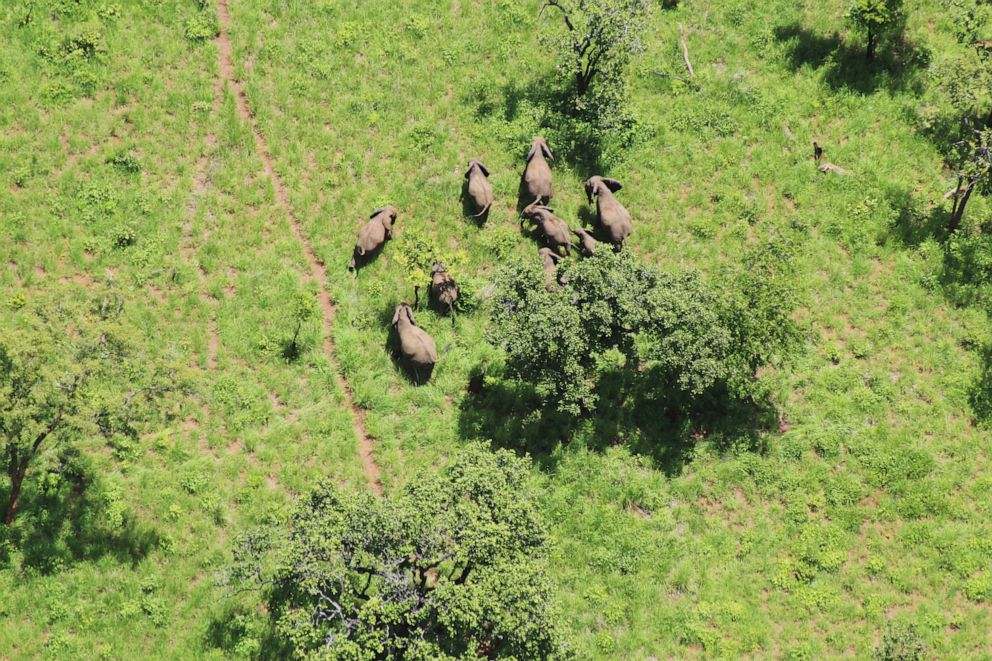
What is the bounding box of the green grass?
[2,0,992,658]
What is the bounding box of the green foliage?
[541,0,651,150]
[0,294,182,525]
[489,249,801,414]
[227,445,569,659]
[846,0,905,59]
[184,11,219,43]
[873,622,926,660]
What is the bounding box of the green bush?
[184,12,219,42]
[489,248,801,414]
[873,622,926,661]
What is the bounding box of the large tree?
[489,247,801,415]
[1,292,181,525]
[226,444,569,659]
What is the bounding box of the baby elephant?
[573,227,597,257]
[391,303,437,384]
[349,205,398,270]
[521,202,574,255]
[464,159,494,218]
[584,176,632,249]
[430,262,459,316]
[521,136,553,205]
[538,247,562,292]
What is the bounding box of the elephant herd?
[347,135,636,384]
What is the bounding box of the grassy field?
[3,0,992,658]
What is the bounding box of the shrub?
[184,12,219,42]
[873,622,926,661]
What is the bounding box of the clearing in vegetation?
[2,0,992,658]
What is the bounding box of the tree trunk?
[867,28,876,60]
[4,466,26,526]
[949,182,974,233]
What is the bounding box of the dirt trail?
[214,0,383,496]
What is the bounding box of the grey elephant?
[521,136,553,205]
[464,159,494,218]
[573,227,597,256]
[391,303,437,383]
[584,176,632,249]
[520,202,574,255]
[538,247,562,292]
[349,205,398,270]
[430,262,459,316]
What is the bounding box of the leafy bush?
[184,11,219,42]
[489,248,802,414]
[226,444,569,659]
[540,0,652,155]
[873,622,926,660]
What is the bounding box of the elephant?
[391,303,437,383]
[349,205,398,270]
[584,176,632,249]
[520,202,574,255]
[430,261,459,316]
[464,159,494,218]
[573,227,597,256]
[538,247,562,292]
[521,136,553,205]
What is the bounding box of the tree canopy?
[226,444,569,659]
[489,246,802,415]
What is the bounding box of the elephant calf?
[584,176,632,249]
[573,227,597,256]
[521,202,574,255]
[430,262,458,315]
[392,303,437,383]
[464,159,494,218]
[348,205,398,270]
[538,247,562,292]
[521,136,553,205]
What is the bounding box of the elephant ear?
[540,142,554,161]
[370,206,388,219]
[405,306,416,326]
[392,306,401,326]
[602,178,623,192]
[477,161,490,177]
[526,143,537,162]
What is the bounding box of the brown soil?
[215,0,383,496]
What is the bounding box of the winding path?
[214,0,383,495]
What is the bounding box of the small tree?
[948,126,992,231]
[941,2,992,230]
[541,0,651,132]
[846,0,905,60]
[489,249,801,415]
[287,289,318,358]
[226,444,569,659]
